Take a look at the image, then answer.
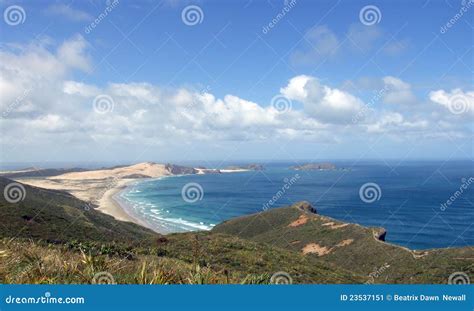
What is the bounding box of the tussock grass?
[0,239,270,284]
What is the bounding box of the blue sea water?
[118,161,474,249]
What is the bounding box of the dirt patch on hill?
[288,215,309,227]
[302,243,331,256]
[322,222,349,230]
[335,239,354,247]
[302,239,354,256]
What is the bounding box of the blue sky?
[0,0,473,163]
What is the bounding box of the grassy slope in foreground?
[213,201,474,284]
[0,177,157,244]
[0,178,360,284]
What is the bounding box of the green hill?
[0,177,157,244]
[0,178,361,284]
[1,178,471,284]
[213,201,474,284]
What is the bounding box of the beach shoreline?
[99,178,159,232]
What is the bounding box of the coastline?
[98,179,155,231]
[11,163,253,235]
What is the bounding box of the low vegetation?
[1,178,472,284]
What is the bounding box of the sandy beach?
[98,179,142,224]
[10,162,250,231]
[15,176,147,226]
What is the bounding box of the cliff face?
[292,201,317,214]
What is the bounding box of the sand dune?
[49,162,171,180]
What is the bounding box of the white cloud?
[63,81,100,97]
[429,89,474,114]
[282,75,365,123]
[46,4,93,22]
[29,114,72,132]
[0,35,92,120]
[383,76,417,105]
[0,35,471,161]
[366,112,428,133]
[280,75,311,101]
[57,35,92,73]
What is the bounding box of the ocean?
[117,161,474,250]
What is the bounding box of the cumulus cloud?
[0,35,471,161]
[281,75,364,123]
[280,75,311,101]
[429,89,474,114]
[0,35,92,120]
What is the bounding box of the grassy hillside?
[0,179,361,284]
[213,201,474,284]
[0,177,157,244]
[1,178,471,284]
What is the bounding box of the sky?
[0,0,473,165]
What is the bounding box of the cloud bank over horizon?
[0,35,472,162]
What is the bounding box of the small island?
[223,164,264,171]
[290,163,336,171]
